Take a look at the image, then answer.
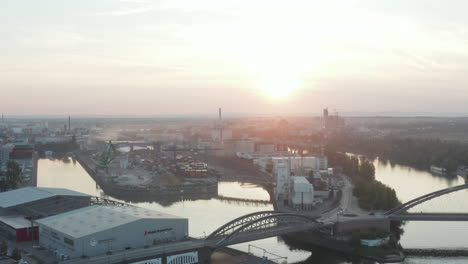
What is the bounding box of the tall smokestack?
[219,108,223,142]
[68,116,71,131]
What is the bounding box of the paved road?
[319,176,352,223]
[319,176,380,224]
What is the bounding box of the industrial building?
[255,142,276,153]
[290,176,315,210]
[275,163,290,199]
[0,187,191,262]
[271,156,328,174]
[36,205,189,259]
[0,187,91,242]
[238,151,328,175]
[274,163,317,210]
[9,144,34,159]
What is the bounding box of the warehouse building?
[0,187,91,242]
[0,213,37,242]
[35,205,189,259]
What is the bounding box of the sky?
[2,0,468,116]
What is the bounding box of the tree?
[359,157,375,180]
[0,171,6,191]
[6,160,22,190]
[0,241,7,255]
[11,248,21,260]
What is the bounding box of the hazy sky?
[2,0,468,116]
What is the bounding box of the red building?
[9,144,34,159]
[0,215,39,242]
[0,187,91,243]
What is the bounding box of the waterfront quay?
[75,151,218,202]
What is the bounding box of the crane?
[95,141,117,173]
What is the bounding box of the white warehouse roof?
[292,176,310,184]
[36,205,185,239]
[0,187,90,208]
[292,176,314,193]
[0,215,32,229]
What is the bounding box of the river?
[37,158,468,263]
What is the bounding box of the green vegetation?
[328,133,468,174]
[11,248,21,261]
[327,148,400,210]
[0,241,7,255]
[0,160,22,191]
[353,179,400,211]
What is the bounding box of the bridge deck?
[390,213,468,221]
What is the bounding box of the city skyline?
[2,0,468,115]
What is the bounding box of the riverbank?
[404,248,468,257]
[283,231,405,263]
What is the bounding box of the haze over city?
[3,1,468,264]
[2,0,468,116]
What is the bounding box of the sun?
[250,45,303,100]
[246,32,306,100]
[258,75,299,99]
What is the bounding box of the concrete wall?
[334,219,390,234]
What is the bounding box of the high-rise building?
[275,163,290,199]
[323,108,329,118]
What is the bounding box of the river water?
[37,158,468,263]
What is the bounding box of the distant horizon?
[3,111,468,120]
[3,1,468,115]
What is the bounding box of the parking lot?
[0,236,56,264]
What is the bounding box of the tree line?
[326,148,400,211]
[328,133,468,174]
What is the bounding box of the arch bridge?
[385,184,468,221]
[204,211,326,248]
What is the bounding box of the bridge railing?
[385,184,468,216]
[207,212,320,248]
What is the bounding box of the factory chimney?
[219,108,223,142]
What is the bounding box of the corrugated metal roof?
[0,215,32,229]
[36,205,185,239]
[0,187,90,208]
